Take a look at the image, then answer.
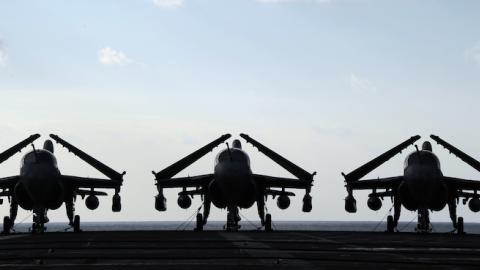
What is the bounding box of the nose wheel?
[415,209,432,233]
[31,211,48,234]
[31,223,46,234]
[225,207,241,232]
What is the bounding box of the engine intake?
[367,196,382,211]
[14,184,33,210]
[178,195,192,209]
[277,194,291,210]
[85,195,99,210]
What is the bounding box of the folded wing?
[0,134,40,164]
[49,134,125,183]
[431,134,480,173]
[343,135,420,183]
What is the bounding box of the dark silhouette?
[0,134,124,234]
[343,134,480,234]
[154,134,315,231]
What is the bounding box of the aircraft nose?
[21,172,62,209]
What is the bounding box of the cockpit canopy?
[232,139,242,149]
[22,149,58,168]
[404,150,440,170]
[422,141,432,152]
[215,148,250,165]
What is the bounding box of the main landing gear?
[386,215,394,233]
[195,214,203,232]
[2,216,12,235]
[73,215,81,233]
[265,214,272,232]
[2,199,18,235]
[457,217,464,235]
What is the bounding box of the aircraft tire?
[457,217,464,235]
[2,216,10,234]
[73,215,81,233]
[195,213,203,232]
[265,214,272,232]
[387,215,394,233]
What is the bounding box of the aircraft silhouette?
[343,135,480,234]
[153,134,315,231]
[0,134,124,234]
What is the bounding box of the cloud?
[0,39,7,67]
[465,42,480,65]
[349,73,377,93]
[255,0,332,4]
[98,47,132,66]
[152,0,184,9]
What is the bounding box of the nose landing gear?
[415,208,432,233]
[31,211,49,234]
[225,207,241,232]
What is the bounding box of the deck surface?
[1,230,480,269]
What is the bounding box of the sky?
[1,0,480,226]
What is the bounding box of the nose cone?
[404,168,447,210]
[21,166,63,209]
[214,162,255,208]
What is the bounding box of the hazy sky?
[1,0,480,226]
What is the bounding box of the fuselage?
[209,144,257,209]
[399,145,448,211]
[15,149,65,211]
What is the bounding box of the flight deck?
[1,230,480,269]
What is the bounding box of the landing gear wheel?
[457,217,464,235]
[265,214,272,232]
[195,213,204,232]
[386,215,394,233]
[226,212,235,232]
[32,223,45,234]
[73,215,81,233]
[2,216,11,234]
